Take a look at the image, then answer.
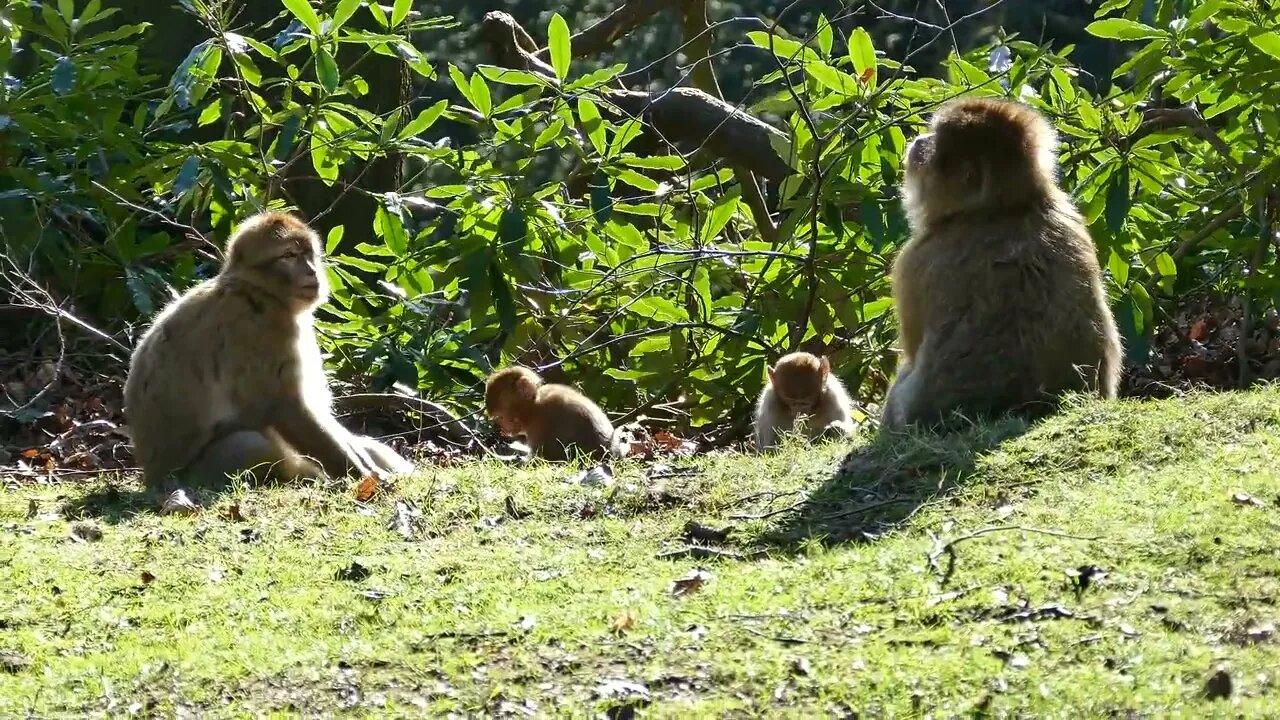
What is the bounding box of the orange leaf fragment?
[355,475,382,502]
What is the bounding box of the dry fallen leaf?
[386,499,421,540]
[503,495,532,520]
[670,568,713,597]
[611,610,635,636]
[682,521,733,544]
[1205,666,1233,700]
[160,489,200,516]
[354,475,382,502]
[568,464,612,487]
[224,503,247,522]
[1231,491,1266,508]
[653,431,698,456]
[335,561,371,582]
[140,570,156,585]
[0,650,32,674]
[68,521,102,543]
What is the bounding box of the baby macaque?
[754,352,856,451]
[484,366,623,461]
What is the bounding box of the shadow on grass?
[60,481,156,524]
[762,415,1034,547]
[62,473,288,524]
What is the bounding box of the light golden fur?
[881,98,1122,431]
[484,366,621,461]
[754,352,855,450]
[125,212,410,491]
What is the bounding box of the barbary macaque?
[124,212,411,499]
[881,97,1123,431]
[754,352,856,451]
[484,366,624,461]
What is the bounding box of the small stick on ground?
[928,524,1105,586]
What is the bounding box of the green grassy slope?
[2,389,1280,716]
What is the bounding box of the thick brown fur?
[754,352,855,450]
[881,97,1123,431]
[484,366,621,461]
[124,212,411,494]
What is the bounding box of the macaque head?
[223,212,328,312]
[903,97,1059,229]
[767,352,830,415]
[484,366,543,437]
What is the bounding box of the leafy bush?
[1,0,1277,437]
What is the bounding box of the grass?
[3,389,1280,716]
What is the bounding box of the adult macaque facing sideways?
[124,212,411,505]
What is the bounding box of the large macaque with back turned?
[754,352,856,451]
[881,97,1123,431]
[124,212,411,498]
[484,366,623,461]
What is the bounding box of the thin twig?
[929,524,1104,586]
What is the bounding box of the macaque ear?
[767,365,776,382]
[819,356,831,377]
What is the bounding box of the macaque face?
[906,132,934,172]
[488,409,523,437]
[275,237,326,307]
[777,383,823,414]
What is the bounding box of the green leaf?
[608,119,644,157]
[847,27,876,87]
[333,0,361,29]
[1107,250,1130,286]
[375,206,407,255]
[619,154,686,170]
[367,1,388,28]
[498,204,528,258]
[316,46,339,92]
[1249,32,1280,61]
[577,98,606,155]
[124,268,155,317]
[197,98,222,127]
[326,225,345,255]
[746,32,817,63]
[1085,18,1163,41]
[469,74,492,116]
[391,0,412,27]
[379,107,403,147]
[534,118,566,149]
[1105,163,1130,235]
[51,56,75,95]
[1154,251,1176,278]
[700,189,741,241]
[815,14,833,56]
[548,14,571,81]
[280,0,321,36]
[628,297,685,323]
[448,65,474,107]
[589,171,613,224]
[274,112,303,161]
[399,99,447,139]
[57,0,74,23]
[173,156,200,196]
[805,62,861,96]
[477,65,546,86]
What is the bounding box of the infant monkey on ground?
[754,352,856,451]
[484,366,626,461]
